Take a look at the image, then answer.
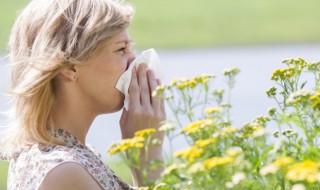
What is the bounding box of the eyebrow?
[115,39,133,44]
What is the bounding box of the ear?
[60,65,77,81]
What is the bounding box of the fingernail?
[141,63,147,69]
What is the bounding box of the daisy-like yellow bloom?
[152,85,166,97]
[271,67,295,81]
[286,160,320,183]
[193,74,215,84]
[195,138,217,147]
[108,137,144,155]
[134,128,156,138]
[309,93,320,109]
[203,156,234,169]
[181,119,214,135]
[170,78,178,86]
[176,79,198,89]
[204,107,221,114]
[174,146,204,163]
[273,157,294,167]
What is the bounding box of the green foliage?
[110,58,320,190]
[2,0,320,52]
[0,161,9,190]
[128,0,320,48]
[0,0,29,53]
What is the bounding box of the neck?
[52,91,97,144]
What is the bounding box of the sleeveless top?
[0,129,134,190]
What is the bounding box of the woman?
[0,0,166,189]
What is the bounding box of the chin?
[106,101,124,114]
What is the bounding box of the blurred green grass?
[0,161,9,190]
[129,0,320,48]
[1,0,320,53]
[0,159,132,190]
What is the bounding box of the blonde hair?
[0,0,134,154]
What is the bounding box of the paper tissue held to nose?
[115,48,165,110]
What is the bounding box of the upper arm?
[39,162,103,190]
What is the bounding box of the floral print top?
[0,129,134,190]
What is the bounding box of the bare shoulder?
[39,162,103,190]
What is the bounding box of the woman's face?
[76,30,135,114]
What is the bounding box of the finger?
[157,79,166,116]
[147,69,160,110]
[129,66,140,110]
[137,63,151,105]
[119,108,128,127]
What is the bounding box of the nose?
[128,51,135,63]
[126,51,136,70]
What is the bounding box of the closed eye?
[117,47,126,52]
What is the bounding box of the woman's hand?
[119,63,166,186]
[119,63,166,141]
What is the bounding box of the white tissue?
[115,48,165,110]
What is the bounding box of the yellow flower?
[107,137,145,155]
[174,146,204,163]
[177,83,188,89]
[179,78,189,83]
[152,85,165,97]
[181,119,214,135]
[273,157,294,167]
[134,128,156,138]
[271,67,295,81]
[310,93,320,109]
[286,160,320,183]
[259,157,294,176]
[193,74,215,84]
[204,107,221,114]
[204,156,234,169]
[170,78,178,86]
[108,143,121,155]
[195,138,217,147]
